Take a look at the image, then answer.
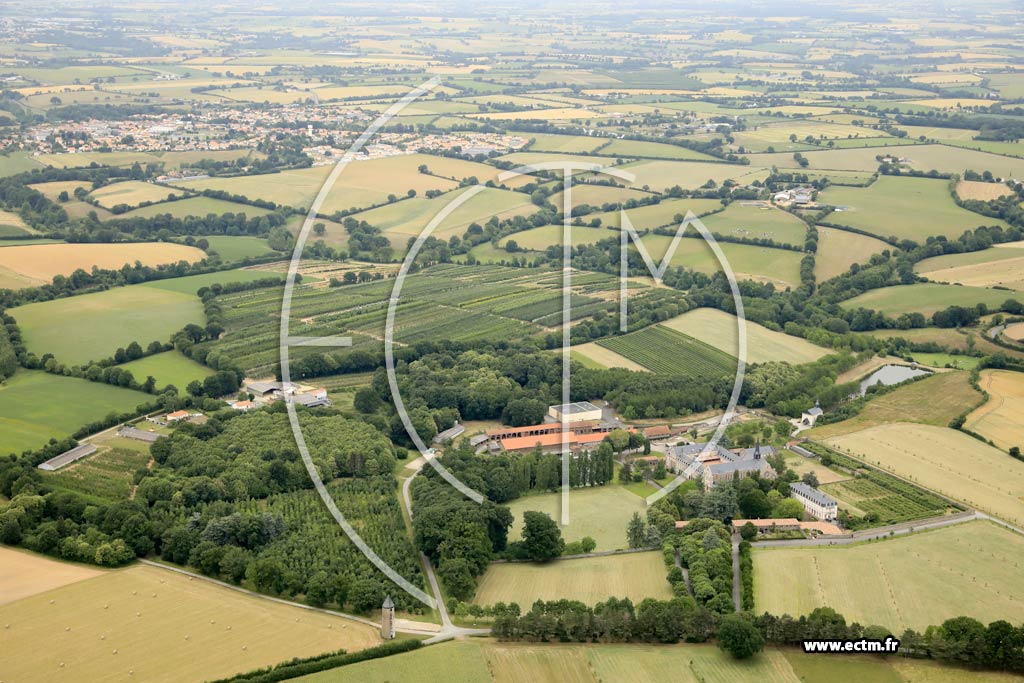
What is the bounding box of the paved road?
[731,536,740,612]
[750,512,987,549]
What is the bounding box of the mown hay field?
[0,242,205,287]
[966,370,1024,450]
[0,546,102,606]
[956,180,1015,201]
[825,423,1024,526]
[813,226,890,282]
[659,308,830,365]
[116,351,215,393]
[915,248,1024,291]
[753,521,1024,631]
[0,562,380,683]
[840,283,1013,316]
[473,551,673,607]
[89,180,187,208]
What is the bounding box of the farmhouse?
[166,410,189,422]
[666,442,777,490]
[800,401,824,427]
[548,401,602,423]
[790,481,839,521]
[230,400,255,411]
[38,443,97,471]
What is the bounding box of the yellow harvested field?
[473,552,673,606]
[659,308,829,364]
[0,563,380,683]
[826,423,1024,526]
[572,342,650,371]
[89,181,186,208]
[0,546,102,606]
[956,180,1015,201]
[0,243,206,286]
[1005,322,1024,341]
[918,254,1024,290]
[966,370,1024,450]
[783,453,850,484]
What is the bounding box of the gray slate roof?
[790,482,838,507]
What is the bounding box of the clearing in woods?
[472,551,673,607]
[825,423,1024,526]
[0,562,380,683]
[658,308,830,365]
[753,521,1024,632]
[116,351,216,393]
[0,242,206,287]
[505,486,647,551]
[965,370,1024,451]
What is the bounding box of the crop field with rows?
[596,325,736,378]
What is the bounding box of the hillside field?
[0,561,380,683]
[659,308,830,365]
[840,283,1014,316]
[596,324,737,378]
[813,226,891,282]
[473,551,672,607]
[116,351,215,393]
[966,370,1024,451]
[825,423,1024,526]
[0,242,206,288]
[0,371,153,455]
[753,521,1024,631]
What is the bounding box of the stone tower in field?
[381,595,395,640]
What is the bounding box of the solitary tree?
[717,614,765,659]
[626,512,647,549]
[522,511,564,562]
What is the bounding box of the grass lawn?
[819,175,1007,241]
[809,370,981,439]
[0,562,379,683]
[10,284,204,365]
[966,370,1024,451]
[659,308,830,365]
[0,371,153,455]
[814,226,891,282]
[473,551,673,606]
[293,639,1016,683]
[116,351,215,393]
[197,236,276,262]
[826,423,1024,526]
[840,283,1014,317]
[505,485,646,551]
[754,521,1024,631]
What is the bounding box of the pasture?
[659,308,830,365]
[0,209,32,236]
[89,180,187,209]
[819,175,1007,241]
[197,235,276,261]
[116,351,215,393]
[825,423,1024,526]
[636,235,805,289]
[596,324,737,378]
[546,183,654,211]
[753,521,1024,631]
[699,202,808,247]
[0,563,380,683]
[591,197,724,231]
[292,639,1015,683]
[598,139,718,161]
[0,546,102,606]
[809,370,980,439]
[0,242,205,288]
[966,370,1024,450]
[473,551,673,606]
[505,486,647,551]
[813,226,891,282]
[840,283,1013,316]
[0,371,152,455]
[618,159,768,191]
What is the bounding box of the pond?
[857,364,932,396]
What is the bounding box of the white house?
[790,482,838,521]
[800,401,823,427]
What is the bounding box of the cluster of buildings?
[772,187,814,205]
[472,401,630,455]
[239,380,330,409]
[666,441,777,490]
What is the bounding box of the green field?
[618,159,769,191]
[597,324,737,377]
[814,226,891,281]
[840,283,1014,316]
[10,285,204,366]
[636,235,805,289]
[196,235,277,261]
[699,203,809,247]
[659,308,830,365]
[754,521,1024,631]
[474,551,673,607]
[911,352,982,370]
[819,176,1007,241]
[294,639,1018,683]
[0,371,152,455]
[47,445,151,500]
[0,152,46,177]
[116,351,215,392]
[505,485,647,551]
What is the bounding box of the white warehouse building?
[548,401,602,424]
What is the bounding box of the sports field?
[0,371,152,455]
[473,551,672,606]
[819,176,1007,241]
[10,284,204,365]
[0,562,379,683]
[813,226,890,281]
[294,639,1019,683]
[809,370,980,439]
[840,283,1013,316]
[826,423,1024,526]
[966,370,1024,451]
[0,242,205,287]
[116,351,215,392]
[658,308,830,364]
[753,521,1024,631]
[505,486,647,551]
